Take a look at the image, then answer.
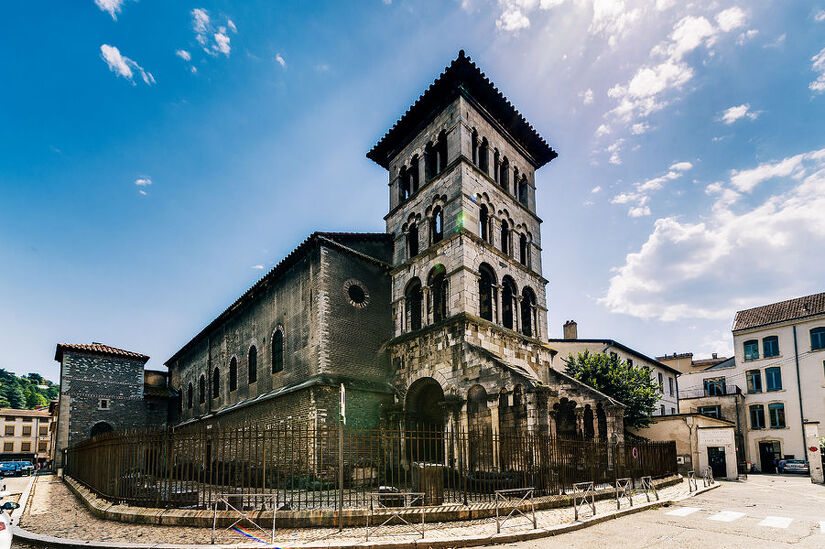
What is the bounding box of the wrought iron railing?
[64,423,677,511]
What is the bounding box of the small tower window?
[437,130,448,172]
[519,234,528,266]
[478,263,496,322]
[425,142,437,180]
[479,138,489,174]
[431,206,444,244]
[410,155,420,193]
[428,266,448,323]
[479,204,489,243]
[471,129,479,165]
[493,150,500,183]
[500,220,510,255]
[521,287,536,337]
[399,166,410,202]
[405,278,423,331]
[501,157,510,193]
[407,222,419,257]
[518,176,529,206]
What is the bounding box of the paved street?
[508,475,825,549]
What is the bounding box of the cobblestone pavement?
[19,475,693,545]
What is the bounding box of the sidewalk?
[15,475,717,548]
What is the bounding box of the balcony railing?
[678,384,741,400]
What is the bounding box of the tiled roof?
[165,232,392,366]
[733,291,825,332]
[0,408,51,417]
[367,50,557,170]
[55,343,149,362]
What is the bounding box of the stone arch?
[467,384,492,470]
[427,264,448,323]
[90,421,113,438]
[554,398,577,440]
[404,377,445,463]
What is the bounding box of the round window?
[344,279,370,308]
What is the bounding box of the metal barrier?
[614,477,632,509]
[572,481,596,521]
[211,493,277,545]
[494,487,536,533]
[639,476,658,502]
[365,492,425,541]
[687,470,697,492]
[703,467,714,487]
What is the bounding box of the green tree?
[1,385,26,409]
[564,350,661,429]
[0,396,10,409]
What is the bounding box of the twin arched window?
[478,204,490,243]
[428,266,448,323]
[272,329,284,373]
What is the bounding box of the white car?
[0,500,19,549]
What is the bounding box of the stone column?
[489,399,501,469]
[422,286,431,326]
[418,155,426,187]
[514,296,522,333]
[575,408,584,440]
[493,284,501,324]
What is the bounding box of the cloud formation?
[496,0,564,32]
[275,53,286,68]
[719,103,759,124]
[601,147,825,321]
[100,45,155,85]
[192,8,236,57]
[610,161,692,216]
[811,46,825,93]
[95,0,126,20]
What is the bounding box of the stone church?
[63,52,625,449]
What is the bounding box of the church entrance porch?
[404,377,445,464]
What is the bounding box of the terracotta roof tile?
[55,343,149,362]
[0,408,51,417]
[733,291,825,332]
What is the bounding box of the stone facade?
[53,344,169,468]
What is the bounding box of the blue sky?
[2,0,824,380]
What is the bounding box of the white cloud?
[275,53,286,68]
[601,147,825,321]
[252,265,265,270]
[736,29,758,45]
[816,10,825,23]
[100,44,155,85]
[591,185,602,194]
[715,6,746,32]
[610,160,692,215]
[719,103,759,124]
[811,46,825,93]
[176,49,191,62]
[95,0,125,20]
[497,6,531,31]
[606,8,747,129]
[192,8,235,56]
[581,88,594,105]
[134,177,152,186]
[495,0,564,33]
[630,122,649,135]
[595,123,611,137]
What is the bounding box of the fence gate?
[211,493,277,546]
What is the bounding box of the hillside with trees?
[0,369,59,409]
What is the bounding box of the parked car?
[783,459,810,474]
[0,500,20,549]
[14,462,33,476]
[0,464,18,478]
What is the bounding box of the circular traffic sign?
[632,447,639,459]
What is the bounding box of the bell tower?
[367,51,557,341]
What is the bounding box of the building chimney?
[563,320,578,340]
[712,352,718,359]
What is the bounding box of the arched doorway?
[405,378,445,463]
[554,398,577,440]
[90,421,113,438]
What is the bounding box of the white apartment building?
[548,321,680,416]
[677,291,825,473]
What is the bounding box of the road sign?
[632,447,638,459]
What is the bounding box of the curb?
[13,482,720,549]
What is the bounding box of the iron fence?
[64,422,676,511]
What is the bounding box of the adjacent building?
[0,408,53,466]
[53,343,170,468]
[658,352,729,375]
[548,320,680,416]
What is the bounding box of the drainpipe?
[793,326,808,464]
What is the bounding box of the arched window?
[471,129,479,165]
[437,130,448,172]
[518,176,528,206]
[501,276,517,330]
[519,234,528,266]
[212,367,220,399]
[410,155,419,193]
[478,204,489,242]
[187,382,193,409]
[493,150,500,183]
[763,336,779,358]
[479,138,489,174]
[478,263,496,322]
[198,374,206,404]
[500,157,509,193]
[500,220,509,255]
[428,266,448,323]
[425,142,437,181]
[811,327,825,351]
[407,222,419,257]
[229,357,238,392]
[513,167,519,196]
[521,287,536,337]
[399,166,410,202]
[248,346,257,384]
[431,206,444,244]
[500,276,517,330]
[272,329,284,373]
[405,278,423,331]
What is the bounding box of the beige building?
[658,352,729,375]
[629,413,738,480]
[549,321,680,417]
[0,408,53,465]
